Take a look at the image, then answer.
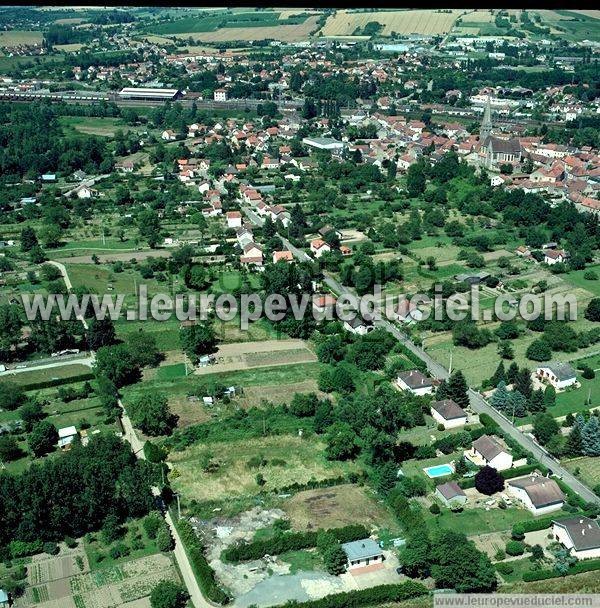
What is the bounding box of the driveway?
[234,571,347,608]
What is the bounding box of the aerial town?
[0,6,600,608]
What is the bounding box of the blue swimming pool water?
[424,464,454,478]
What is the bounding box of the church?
[479,97,522,169]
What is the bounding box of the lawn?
[116,318,182,352]
[279,549,323,574]
[169,434,363,503]
[496,556,540,583]
[561,456,600,490]
[428,506,537,536]
[0,30,43,46]
[7,363,92,388]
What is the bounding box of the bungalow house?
[507,474,565,515]
[396,370,434,396]
[310,239,331,258]
[242,242,263,260]
[318,225,342,240]
[544,249,568,265]
[341,538,384,571]
[431,399,467,429]
[515,245,531,257]
[552,517,600,559]
[536,362,577,390]
[226,211,243,229]
[340,245,352,257]
[272,250,294,264]
[161,129,176,141]
[343,315,374,336]
[435,481,467,508]
[469,434,513,471]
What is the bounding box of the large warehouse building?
[118,87,181,101]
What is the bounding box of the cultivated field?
[169,435,363,502]
[562,456,600,491]
[172,15,321,43]
[17,552,179,608]
[0,30,43,47]
[320,10,464,37]
[197,339,317,374]
[283,484,398,532]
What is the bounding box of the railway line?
[0,89,303,111]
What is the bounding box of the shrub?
[429,503,440,514]
[157,527,175,552]
[43,542,59,556]
[506,540,525,556]
[174,519,230,604]
[222,524,370,563]
[109,543,130,559]
[64,536,78,549]
[10,540,43,558]
[496,563,513,575]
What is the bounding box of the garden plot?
[196,339,317,374]
[283,484,398,532]
[18,553,177,608]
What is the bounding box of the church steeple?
[480,95,492,142]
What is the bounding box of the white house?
[161,129,176,141]
[552,517,600,560]
[469,434,513,471]
[214,88,228,102]
[341,538,384,571]
[507,474,565,515]
[435,481,468,508]
[536,362,577,390]
[396,370,434,396]
[343,316,374,336]
[544,249,567,265]
[226,211,243,229]
[74,185,96,199]
[310,239,331,258]
[431,399,467,429]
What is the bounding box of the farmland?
[0,30,42,47]
[320,9,465,37]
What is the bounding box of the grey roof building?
[552,517,600,553]
[431,399,466,421]
[341,538,382,563]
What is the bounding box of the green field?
[562,456,600,490]
[6,363,92,388]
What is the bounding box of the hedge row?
[222,524,370,563]
[522,558,600,582]
[22,372,95,391]
[275,471,368,494]
[272,581,428,608]
[174,518,230,605]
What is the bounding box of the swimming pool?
[423,463,454,478]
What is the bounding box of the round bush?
[43,542,59,556]
[429,503,441,514]
[506,540,525,556]
[496,563,514,575]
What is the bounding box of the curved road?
[241,206,599,505]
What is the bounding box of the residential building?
[226,211,242,229]
[552,517,600,559]
[341,538,384,571]
[544,249,567,265]
[58,426,78,450]
[431,399,468,429]
[468,434,513,471]
[508,475,565,515]
[343,316,374,335]
[536,362,577,390]
[396,370,434,396]
[214,88,228,101]
[272,250,294,264]
[435,481,468,508]
[310,239,331,258]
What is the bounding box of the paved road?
[242,205,599,505]
[47,260,89,330]
[0,356,94,376]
